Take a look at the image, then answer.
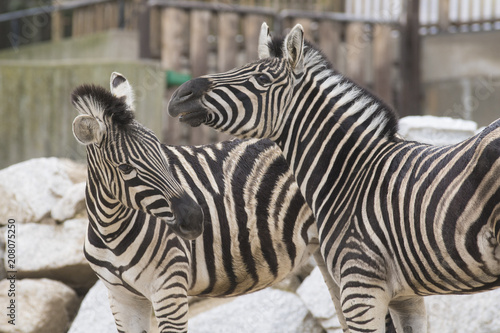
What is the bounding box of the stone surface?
[51,182,87,222]
[426,289,500,333]
[13,218,96,291]
[0,278,79,333]
[188,287,324,333]
[68,280,117,333]
[0,158,86,224]
[398,116,477,146]
[297,266,342,333]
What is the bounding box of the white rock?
[0,278,79,333]
[51,182,87,222]
[188,287,323,333]
[0,158,86,224]
[68,280,117,333]
[297,266,342,332]
[398,116,477,146]
[12,219,96,290]
[426,289,500,333]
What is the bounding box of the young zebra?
[72,72,325,333]
[169,23,500,332]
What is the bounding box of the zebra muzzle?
[168,194,204,240]
[168,78,211,127]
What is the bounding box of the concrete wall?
[0,29,139,61]
[0,30,165,169]
[422,31,500,127]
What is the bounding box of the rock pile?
[1,117,500,333]
[0,157,93,333]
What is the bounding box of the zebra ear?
[283,24,304,72]
[258,22,271,59]
[110,72,135,110]
[72,114,105,145]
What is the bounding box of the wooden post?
[51,10,63,41]
[160,8,187,70]
[318,20,341,68]
[138,0,151,58]
[149,6,161,58]
[344,22,368,86]
[188,9,213,145]
[243,14,266,62]
[190,10,211,77]
[217,12,239,72]
[399,0,421,117]
[373,24,393,106]
[94,4,105,33]
[438,0,450,32]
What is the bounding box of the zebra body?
[169,23,500,332]
[72,73,320,333]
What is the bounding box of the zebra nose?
[170,194,204,240]
[169,78,211,117]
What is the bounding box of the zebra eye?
[118,164,134,174]
[255,74,271,85]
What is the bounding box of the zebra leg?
[108,289,152,333]
[389,296,427,333]
[340,283,391,333]
[312,248,350,331]
[151,287,189,333]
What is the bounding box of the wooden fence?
[146,0,405,144]
[2,0,500,154]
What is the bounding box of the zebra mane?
[71,84,135,129]
[267,35,399,139]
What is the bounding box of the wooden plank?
[149,6,161,58]
[217,12,239,72]
[373,24,393,106]
[161,7,187,70]
[84,6,94,35]
[73,8,85,37]
[51,10,63,41]
[94,4,105,32]
[138,0,151,58]
[344,21,367,85]
[318,20,341,68]
[438,0,450,31]
[399,0,421,116]
[189,10,211,77]
[243,14,266,62]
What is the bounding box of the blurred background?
[1,0,500,169]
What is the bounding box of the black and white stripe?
[72,73,323,333]
[169,23,500,333]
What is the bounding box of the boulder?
[297,266,342,332]
[398,116,477,146]
[51,182,87,222]
[68,280,118,333]
[426,289,500,333]
[0,158,86,224]
[0,278,79,333]
[188,287,323,333]
[12,218,96,292]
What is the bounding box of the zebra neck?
[275,69,397,218]
[85,176,140,242]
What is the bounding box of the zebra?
[72,72,334,333]
[168,23,500,333]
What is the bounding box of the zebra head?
[168,23,305,140]
[71,73,204,240]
